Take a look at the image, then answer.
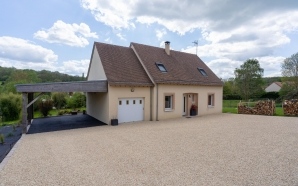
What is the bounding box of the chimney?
[165,41,170,55]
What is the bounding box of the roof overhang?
[16,80,108,93]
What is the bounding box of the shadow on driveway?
[27,114,106,134]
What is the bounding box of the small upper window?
[156,63,167,72]
[198,68,207,76]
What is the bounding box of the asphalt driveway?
[0,114,298,185]
[27,114,106,134]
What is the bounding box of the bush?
[260,92,280,100]
[67,93,86,110]
[223,94,242,100]
[38,99,53,117]
[52,92,67,110]
[0,93,21,121]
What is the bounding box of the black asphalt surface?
[27,114,106,134]
[0,125,22,163]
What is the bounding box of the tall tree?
[234,59,264,100]
[281,52,298,89]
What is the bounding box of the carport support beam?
[21,93,28,134]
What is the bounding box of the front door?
[183,95,186,115]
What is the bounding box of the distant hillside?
[263,77,282,86]
[0,66,85,93]
[0,66,85,83]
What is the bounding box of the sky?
[0,0,298,79]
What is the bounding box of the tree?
[280,52,298,97]
[234,59,264,101]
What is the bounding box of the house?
[265,82,282,92]
[86,41,223,125]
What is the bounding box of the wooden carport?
[15,80,107,133]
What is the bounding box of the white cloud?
[0,36,58,63]
[59,59,90,76]
[104,37,112,43]
[155,29,167,40]
[79,0,298,78]
[116,33,126,41]
[34,20,98,47]
[81,0,136,30]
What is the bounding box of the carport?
[16,80,107,133]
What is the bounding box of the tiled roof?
[274,82,282,87]
[95,42,153,87]
[131,42,223,86]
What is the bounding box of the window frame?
[164,93,175,111]
[156,63,167,72]
[198,68,208,76]
[208,93,215,107]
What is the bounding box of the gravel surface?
[0,113,298,186]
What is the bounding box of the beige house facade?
[86,41,223,125]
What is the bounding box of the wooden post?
[22,93,28,134]
[27,93,34,124]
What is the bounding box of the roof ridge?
[131,42,198,56]
[95,41,129,49]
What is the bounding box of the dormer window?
[198,68,207,76]
[156,63,167,72]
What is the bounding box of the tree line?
[223,52,298,101]
[0,67,85,93]
[0,67,86,122]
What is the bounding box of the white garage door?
[118,98,144,123]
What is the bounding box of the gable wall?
[87,47,107,81]
[265,83,281,92]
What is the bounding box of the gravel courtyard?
[0,114,298,186]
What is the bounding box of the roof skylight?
[198,68,207,76]
[156,63,167,72]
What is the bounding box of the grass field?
[223,100,284,116]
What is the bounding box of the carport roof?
[16,80,107,93]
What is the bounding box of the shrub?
[38,99,53,117]
[223,94,242,100]
[6,132,14,138]
[67,93,86,110]
[52,92,67,110]
[0,93,21,121]
[260,92,280,100]
[0,134,4,144]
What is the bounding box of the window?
[119,100,122,105]
[165,95,173,110]
[133,100,136,104]
[126,100,129,105]
[140,100,142,104]
[198,68,208,76]
[208,94,214,107]
[164,93,175,111]
[156,63,167,72]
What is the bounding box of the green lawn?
[223,100,284,116]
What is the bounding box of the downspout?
[150,86,152,121]
[156,84,159,121]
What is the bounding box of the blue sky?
[1,0,298,79]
